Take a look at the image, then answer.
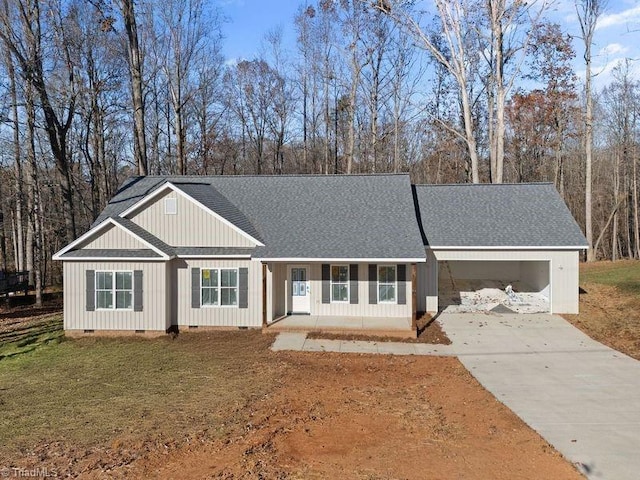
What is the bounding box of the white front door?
[290,266,311,314]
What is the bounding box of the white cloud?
[576,57,640,88]
[596,5,640,30]
[224,57,242,67]
[599,43,629,56]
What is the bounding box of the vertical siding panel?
[293,262,411,318]
[63,261,167,331]
[83,225,144,250]
[128,190,255,247]
[175,259,261,327]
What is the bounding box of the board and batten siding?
[81,224,145,250]
[271,262,412,319]
[127,189,256,247]
[425,249,580,314]
[63,261,169,331]
[175,259,261,327]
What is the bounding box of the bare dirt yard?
[0,311,581,480]
[564,260,640,360]
[125,351,581,480]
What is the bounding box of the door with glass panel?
[290,266,310,314]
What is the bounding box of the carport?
[437,259,550,313]
[412,183,589,315]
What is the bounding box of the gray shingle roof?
[61,249,161,258]
[95,174,426,260]
[110,217,176,257]
[413,183,588,248]
[171,183,264,244]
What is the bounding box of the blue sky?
[218,0,640,89]
[218,0,299,61]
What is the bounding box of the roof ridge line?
[413,182,554,187]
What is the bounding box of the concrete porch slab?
[265,315,414,338]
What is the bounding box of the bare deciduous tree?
[576,0,605,261]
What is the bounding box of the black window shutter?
[86,270,95,312]
[321,264,330,304]
[397,264,407,305]
[191,267,201,308]
[368,264,377,304]
[239,267,248,308]
[133,270,143,311]
[349,264,358,304]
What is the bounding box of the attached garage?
[413,184,588,315]
[438,258,550,313]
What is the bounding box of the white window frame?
[201,268,239,308]
[164,197,177,215]
[377,265,397,304]
[95,271,134,311]
[330,264,350,303]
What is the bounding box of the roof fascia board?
[176,254,252,259]
[52,218,171,261]
[54,257,165,261]
[427,246,589,251]
[120,182,265,247]
[255,257,427,263]
[52,218,115,260]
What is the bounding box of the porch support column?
[411,263,417,333]
[262,263,267,327]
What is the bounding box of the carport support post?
[262,263,267,327]
[411,263,417,333]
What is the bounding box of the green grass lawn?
[0,314,63,360]
[0,325,279,463]
[580,260,640,295]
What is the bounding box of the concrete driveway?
[438,312,640,480]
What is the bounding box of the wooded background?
[0,0,637,300]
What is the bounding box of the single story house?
[53,174,426,335]
[53,174,588,336]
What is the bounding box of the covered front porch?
[265,314,415,339]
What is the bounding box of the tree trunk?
[24,81,42,305]
[585,49,594,260]
[121,0,148,176]
[4,46,24,271]
[576,0,601,261]
[633,145,640,258]
[612,150,620,260]
[460,83,480,183]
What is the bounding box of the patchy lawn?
[0,316,581,479]
[564,260,640,360]
[0,330,279,477]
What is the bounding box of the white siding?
[127,189,256,247]
[63,261,169,331]
[273,262,412,319]
[81,224,145,250]
[175,259,262,327]
[444,260,521,280]
[265,263,273,323]
[519,261,550,293]
[431,249,580,314]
